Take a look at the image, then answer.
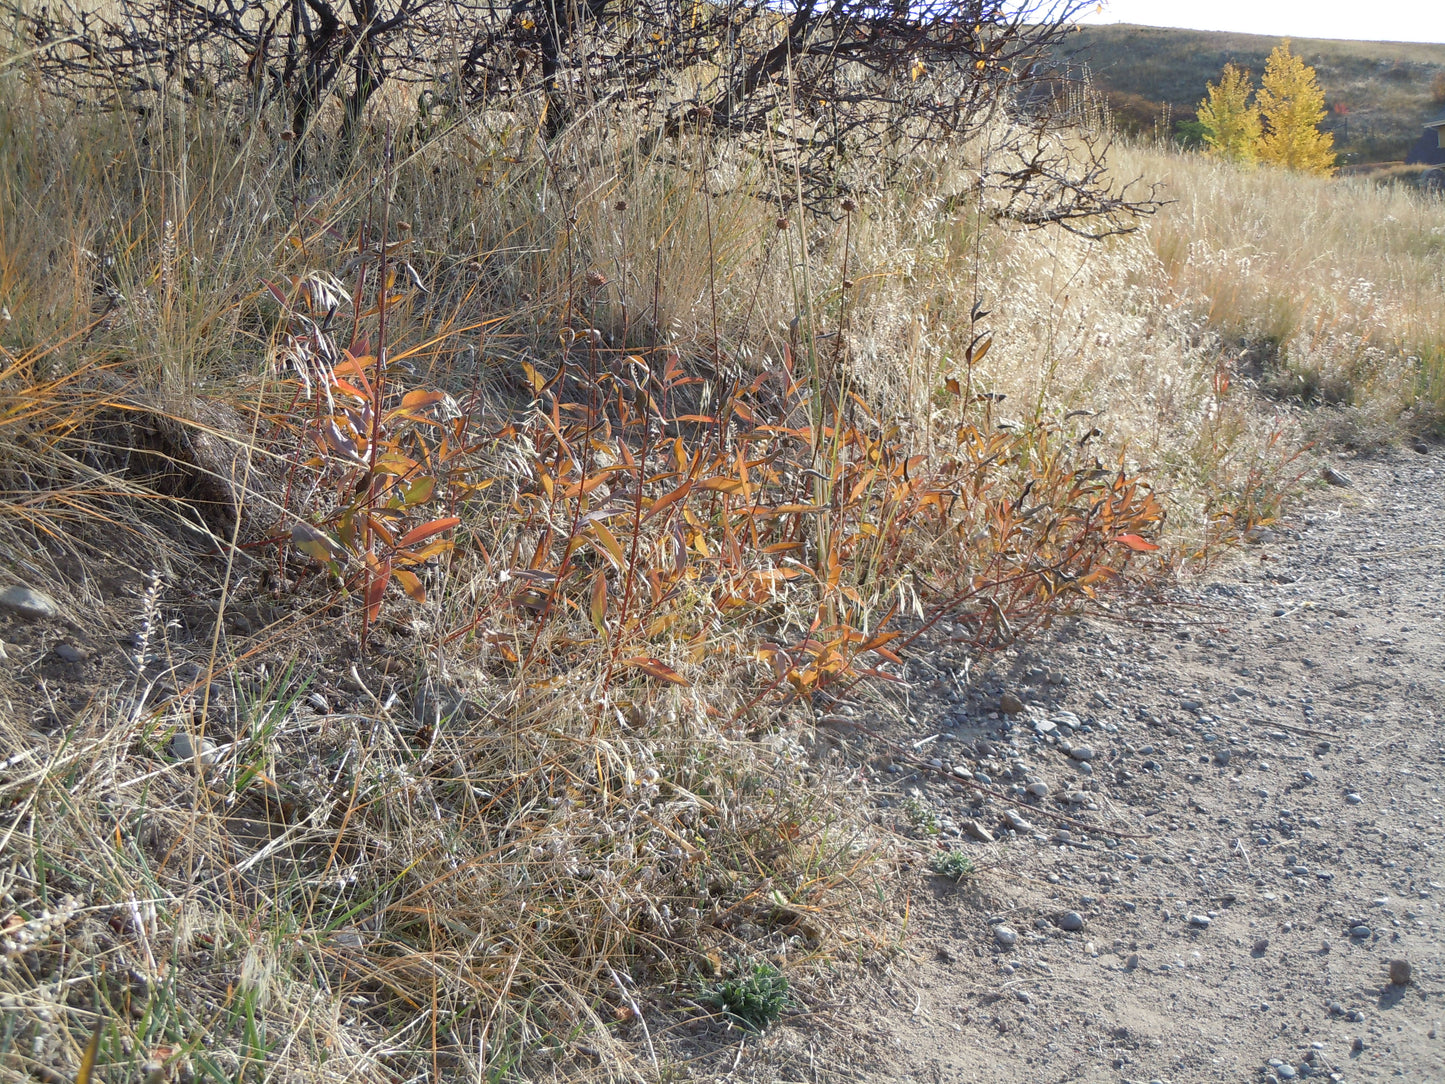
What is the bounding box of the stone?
[1349,925,1371,939]
[171,732,220,767]
[1057,911,1085,932]
[1322,465,1352,487]
[1124,953,1139,969]
[999,692,1025,715]
[1388,959,1412,986]
[993,925,1018,948]
[413,679,468,727]
[1253,938,1270,955]
[1213,747,1232,767]
[1003,809,1035,832]
[1345,793,1362,805]
[1188,914,1211,928]
[1069,744,1096,761]
[1413,437,1432,455]
[962,819,996,844]
[1277,1065,1297,1080]
[52,643,85,663]
[0,585,59,621]
[1025,781,1049,798]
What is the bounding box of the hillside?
[1055,23,1445,164]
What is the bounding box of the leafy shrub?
[702,959,793,1031]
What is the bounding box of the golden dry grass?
[0,47,1438,1082]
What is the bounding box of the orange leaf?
[400,389,444,411]
[622,656,691,686]
[364,559,392,623]
[1113,533,1160,552]
[398,516,460,548]
[394,567,426,603]
[643,480,692,522]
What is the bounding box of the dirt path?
[825,448,1445,1084]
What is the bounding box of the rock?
[999,691,1024,716]
[962,819,996,844]
[1002,809,1035,832]
[993,925,1018,948]
[1322,465,1352,487]
[1345,793,1362,805]
[1069,744,1095,761]
[413,679,468,727]
[1349,925,1371,939]
[1350,1037,1364,1053]
[1413,437,1432,455]
[1124,953,1139,969]
[1057,911,1085,932]
[1213,747,1232,767]
[1025,781,1049,798]
[171,732,220,767]
[52,643,86,664]
[1075,761,1093,776]
[1188,914,1211,928]
[0,585,59,621]
[1253,938,1270,955]
[1388,959,1412,986]
[1328,1001,1344,1016]
[1277,1065,1297,1080]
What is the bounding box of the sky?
[1077,1,1445,45]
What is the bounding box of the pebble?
[1213,747,1231,766]
[1349,925,1371,939]
[1277,1065,1297,1080]
[1388,958,1412,985]
[52,643,85,663]
[171,732,220,767]
[1057,911,1085,932]
[1124,953,1139,969]
[1328,1001,1344,1016]
[1322,465,1353,487]
[1069,745,1096,761]
[993,925,1018,948]
[1253,938,1270,954]
[1188,914,1211,928]
[1345,793,1362,805]
[0,585,59,621]
[1025,781,1049,797]
[999,692,1025,715]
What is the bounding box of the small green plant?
[904,796,941,834]
[701,959,792,1031]
[929,850,975,881]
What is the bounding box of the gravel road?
[843,448,1445,1084]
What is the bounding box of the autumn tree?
[1257,40,1337,175]
[1196,63,1262,164]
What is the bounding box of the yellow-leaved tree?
[1197,63,1262,164]
[1257,40,1337,175]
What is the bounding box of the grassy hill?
[1055,23,1445,164]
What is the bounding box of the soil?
[807,447,1445,1084]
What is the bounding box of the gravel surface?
[851,449,1445,1083]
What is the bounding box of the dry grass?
[4,43,1431,1082]
[1114,140,1445,438]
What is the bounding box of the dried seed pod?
[586,269,608,289]
[775,216,790,231]
[840,197,857,213]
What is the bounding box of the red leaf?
[397,516,460,548]
[1113,533,1160,552]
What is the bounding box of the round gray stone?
[1057,910,1085,932]
[993,925,1018,947]
[1069,745,1096,761]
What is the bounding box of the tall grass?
[1115,140,1445,434]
